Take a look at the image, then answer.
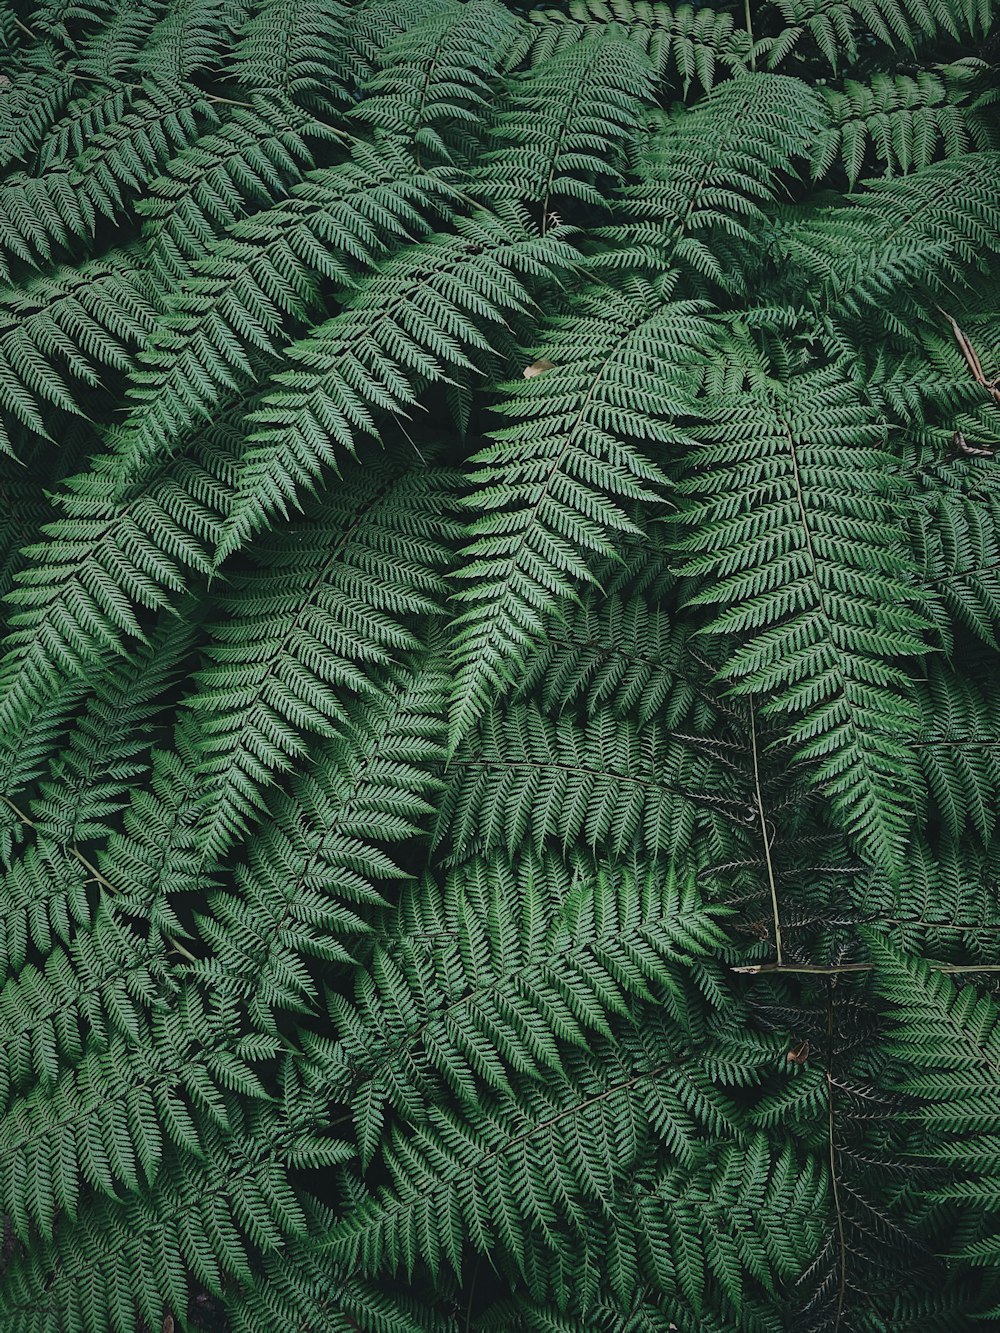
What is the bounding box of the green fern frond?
[192,654,448,1027]
[0,1088,351,1333]
[912,656,1000,842]
[512,0,741,97]
[770,0,988,69]
[135,95,330,279]
[321,1021,740,1282]
[471,35,654,217]
[449,280,708,747]
[351,0,523,164]
[911,456,1000,652]
[0,250,157,455]
[0,81,214,279]
[116,140,455,480]
[219,210,577,558]
[0,842,91,979]
[638,1134,828,1316]
[230,0,354,111]
[188,460,456,857]
[0,986,273,1238]
[769,152,1000,314]
[30,612,196,846]
[438,700,743,864]
[598,74,826,290]
[311,855,727,1165]
[676,349,929,869]
[0,2,998,1325]
[864,928,1000,1134]
[811,64,992,188]
[0,423,236,740]
[517,589,711,727]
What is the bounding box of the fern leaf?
[449,279,708,747]
[472,35,655,219]
[219,211,577,558]
[676,349,929,869]
[189,460,456,857]
[438,699,743,864]
[116,140,454,480]
[312,855,727,1165]
[351,0,523,165]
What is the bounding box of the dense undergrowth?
[0,0,999,1328]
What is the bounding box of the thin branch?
[464,1254,482,1333]
[749,700,783,965]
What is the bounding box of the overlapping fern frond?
[0,0,999,1328]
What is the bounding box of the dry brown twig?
[938,306,1000,406]
[936,307,999,457]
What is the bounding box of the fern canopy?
[0,0,998,1329]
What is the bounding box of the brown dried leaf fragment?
[523,358,556,378]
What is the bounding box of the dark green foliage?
[0,0,998,1329]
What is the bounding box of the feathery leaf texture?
[0,0,999,1328]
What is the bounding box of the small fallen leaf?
[786,1040,810,1065]
[953,430,995,459]
[523,359,556,378]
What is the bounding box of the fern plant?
[0,0,999,1329]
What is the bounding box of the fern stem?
[744,0,756,71]
[732,961,1000,974]
[826,984,847,1332]
[749,701,783,966]
[464,1253,482,1333]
